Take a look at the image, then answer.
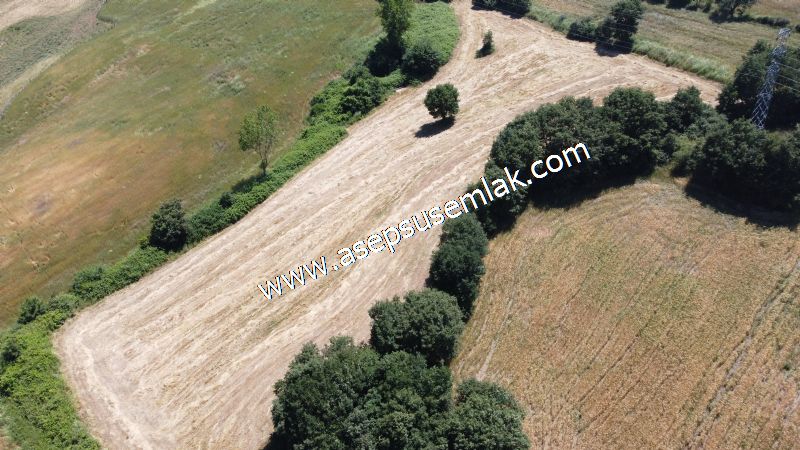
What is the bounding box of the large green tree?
[447,380,530,450]
[424,84,460,120]
[369,289,465,365]
[596,0,644,48]
[377,0,414,50]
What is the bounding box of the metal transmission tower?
[751,27,792,129]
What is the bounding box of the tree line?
[269,213,530,449]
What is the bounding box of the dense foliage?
[148,199,188,252]
[472,0,532,16]
[17,297,45,325]
[477,31,495,57]
[424,83,460,120]
[688,121,800,210]
[271,337,529,450]
[369,289,464,365]
[596,0,644,49]
[717,40,800,129]
[428,214,488,317]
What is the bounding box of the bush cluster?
[271,214,524,449]
[271,337,528,450]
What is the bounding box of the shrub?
[17,296,45,325]
[369,289,464,365]
[567,17,597,42]
[477,30,495,57]
[148,199,188,252]
[403,38,444,80]
[665,86,707,132]
[46,293,81,317]
[341,74,386,116]
[424,83,460,120]
[447,379,530,450]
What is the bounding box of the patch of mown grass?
[0,2,460,447]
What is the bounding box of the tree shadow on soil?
[415,118,455,138]
[470,4,526,19]
[683,180,800,229]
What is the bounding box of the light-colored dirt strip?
[0,0,88,31]
[54,2,720,449]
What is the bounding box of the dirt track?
[0,0,87,31]
[54,2,721,448]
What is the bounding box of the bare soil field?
[55,2,721,449]
[0,0,88,32]
[453,179,800,448]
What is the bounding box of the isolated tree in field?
[377,0,414,50]
[596,0,644,47]
[239,105,278,174]
[425,84,460,121]
[18,296,45,324]
[148,199,188,252]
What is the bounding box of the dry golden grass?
[452,178,800,448]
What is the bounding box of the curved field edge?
[0,0,380,327]
[0,3,460,448]
[452,178,800,448]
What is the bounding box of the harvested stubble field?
[0,0,380,325]
[56,1,722,449]
[453,179,800,448]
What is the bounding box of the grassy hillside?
[0,0,380,325]
[453,177,800,448]
[527,0,800,81]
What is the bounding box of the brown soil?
[54,2,721,448]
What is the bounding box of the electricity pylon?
[751,27,792,129]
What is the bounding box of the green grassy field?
[453,177,800,448]
[527,0,800,82]
[0,0,380,325]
